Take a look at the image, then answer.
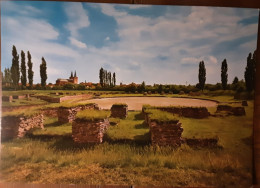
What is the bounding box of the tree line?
[197,50,256,92]
[99,67,116,87]
[2,45,47,90]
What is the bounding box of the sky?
[1,1,259,85]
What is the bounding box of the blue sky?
[1,2,259,85]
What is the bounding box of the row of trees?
[2,45,47,89]
[198,51,256,92]
[99,67,116,87]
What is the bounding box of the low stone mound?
[58,103,99,124]
[216,104,245,116]
[242,100,248,106]
[158,106,210,119]
[2,96,13,102]
[41,107,59,117]
[110,104,128,119]
[185,137,219,148]
[13,95,26,99]
[1,114,44,141]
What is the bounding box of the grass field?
[0,91,254,187]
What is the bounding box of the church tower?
[69,70,78,84]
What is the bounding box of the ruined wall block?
[111,104,128,118]
[57,103,99,123]
[158,107,210,119]
[2,96,13,102]
[1,114,44,141]
[149,120,183,147]
[41,108,59,117]
[216,104,246,116]
[72,118,110,144]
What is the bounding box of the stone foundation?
[185,138,219,148]
[13,95,26,99]
[149,120,183,147]
[58,103,99,123]
[111,104,128,118]
[158,106,210,119]
[2,96,13,102]
[72,118,109,143]
[216,105,246,116]
[41,107,58,117]
[1,114,44,141]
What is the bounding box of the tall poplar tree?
[40,57,47,87]
[27,51,34,88]
[27,51,34,89]
[99,67,104,87]
[21,50,27,88]
[11,45,20,90]
[113,72,116,86]
[244,51,256,92]
[198,61,206,91]
[221,59,228,90]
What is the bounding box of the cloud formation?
[1,2,258,85]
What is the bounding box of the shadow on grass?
[44,121,64,127]
[134,112,144,120]
[103,132,151,146]
[135,123,149,129]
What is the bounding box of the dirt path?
[84,97,217,110]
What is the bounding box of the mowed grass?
[0,97,253,187]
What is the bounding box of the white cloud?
[69,37,87,48]
[105,36,110,41]
[64,3,90,38]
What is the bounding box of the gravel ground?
[84,97,217,110]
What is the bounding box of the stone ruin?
[149,119,183,147]
[72,118,110,144]
[58,103,99,124]
[184,138,219,148]
[2,96,13,102]
[1,114,44,141]
[41,107,58,117]
[110,104,128,119]
[157,106,210,119]
[216,104,246,116]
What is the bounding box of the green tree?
[27,51,34,89]
[99,68,104,87]
[244,51,256,92]
[40,57,47,87]
[232,77,239,85]
[3,68,12,84]
[11,45,20,90]
[221,59,228,90]
[198,61,206,91]
[20,50,27,88]
[112,72,116,86]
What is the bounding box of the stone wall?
[185,138,219,148]
[110,104,128,118]
[58,103,99,123]
[216,104,246,116]
[41,107,58,117]
[2,96,13,102]
[149,120,183,147]
[1,114,44,141]
[158,106,210,119]
[72,118,109,144]
[35,94,92,103]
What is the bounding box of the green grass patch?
[106,111,149,142]
[2,107,42,118]
[76,109,110,121]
